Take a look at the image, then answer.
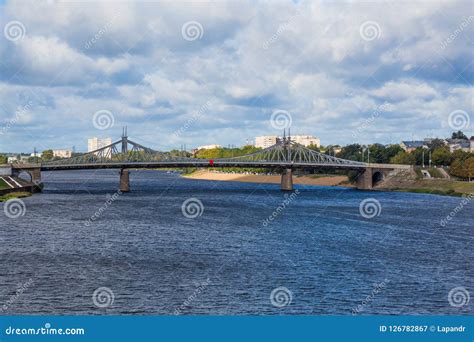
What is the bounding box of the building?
[255,136,278,149]
[53,149,72,158]
[88,137,112,152]
[445,139,470,153]
[471,137,474,152]
[29,152,43,158]
[400,141,426,152]
[255,135,320,149]
[290,135,320,147]
[196,144,221,150]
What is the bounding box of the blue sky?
[0,0,472,153]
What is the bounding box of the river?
[0,170,472,315]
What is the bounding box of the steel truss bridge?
[8,131,411,191]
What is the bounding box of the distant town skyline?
[0,0,472,153]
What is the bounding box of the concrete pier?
[280,168,293,191]
[119,169,130,192]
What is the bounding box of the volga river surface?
[0,170,472,315]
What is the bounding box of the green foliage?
[451,131,468,140]
[195,145,261,159]
[336,144,363,162]
[431,147,452,166]
[42,149,54,161]
[0,155,7,164]
[390,151,416,165]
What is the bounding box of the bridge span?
[2,133,412,191]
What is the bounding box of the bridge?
[2,131,412,192]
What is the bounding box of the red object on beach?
[209,159,214,166]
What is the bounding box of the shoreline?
[182,170,350,187]
[182,170,474,196]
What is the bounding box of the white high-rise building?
[255,136,278,149]
[88,137,112,152]
[255,135,320,148]
[290,135,320,147]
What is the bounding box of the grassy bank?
[0,178,10,190]
[380,179,474,197]
[0,191,32,202]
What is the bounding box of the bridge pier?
[119,169,130,192]
[280,168,293,191]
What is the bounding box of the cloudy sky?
[0,0,472,153]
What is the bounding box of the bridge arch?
[372,171,384,186]
[17,170,33,183]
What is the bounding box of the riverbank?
[183,170,474,196]
[0,191,32,202]
[183,170,350,187]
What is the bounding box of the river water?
[0,170,472,315]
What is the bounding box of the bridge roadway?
[2,161,412,192]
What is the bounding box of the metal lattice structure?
[216,137,366,167]
[42,131,370,170]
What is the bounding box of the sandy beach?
[183,170,350,187]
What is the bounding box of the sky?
[0,0,472,153]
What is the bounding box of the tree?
[451,131,468,140]
[465,157,474,181]
[42,150,54,161]
[449,159,463,178]
[390,151,416,165]
[431,147,452,166]
[337,144,363,162]
[0,155,7,164]
[427,138,446,151]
